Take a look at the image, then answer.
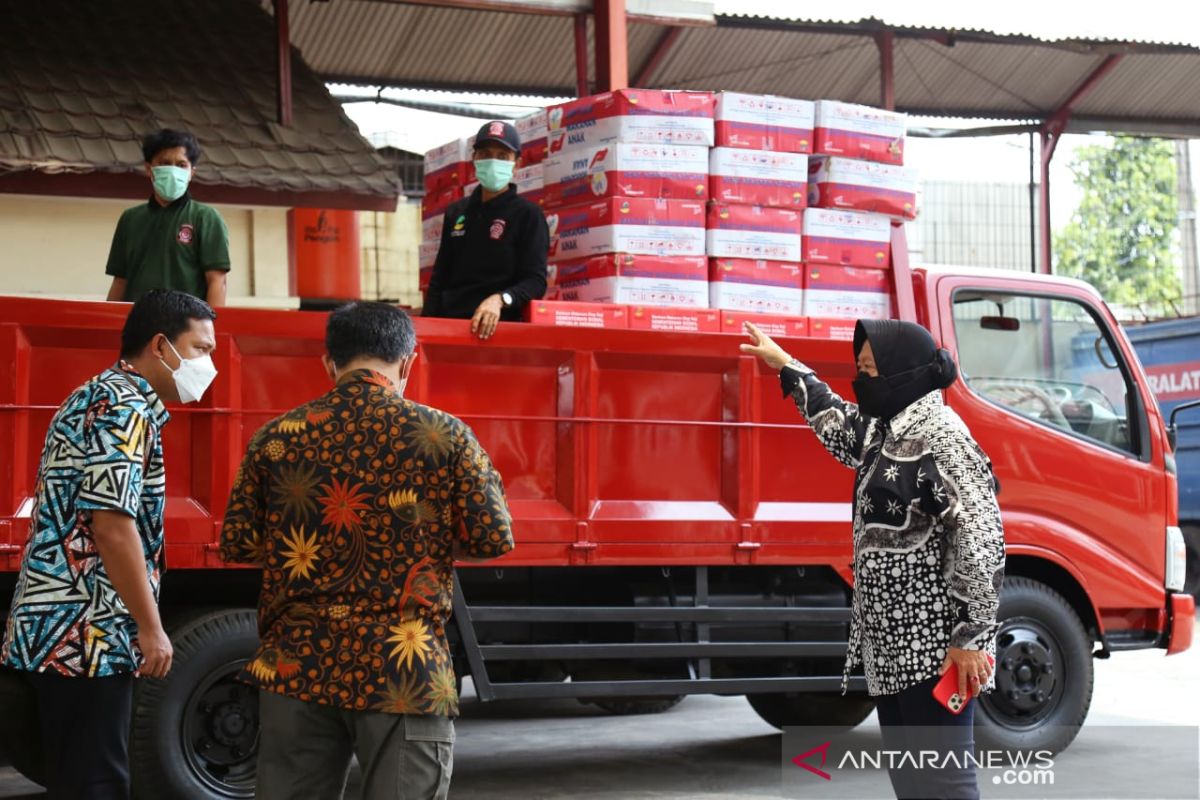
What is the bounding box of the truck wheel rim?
[181,659,259,798]
[981,616,1063,729]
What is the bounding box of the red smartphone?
[932,654,995,714]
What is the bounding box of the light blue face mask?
[151,165,191,202]
[474,159,515,192]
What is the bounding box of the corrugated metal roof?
[277,2,1200,135]
[0,0,399,205]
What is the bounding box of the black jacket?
[424,186,549,320]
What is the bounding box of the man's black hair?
[142,129,202,165]
[325,302,416,368]
[120,290,217,359]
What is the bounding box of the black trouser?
[27,670,133,800]
[874,674,979,800]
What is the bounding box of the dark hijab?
[851,319,958,420]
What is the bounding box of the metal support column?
[593,0,629,93]
[273,0,293,126]
[1036,54,1124,274]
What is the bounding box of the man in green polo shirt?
[105,129,232,306]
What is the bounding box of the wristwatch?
[501,292,514,307]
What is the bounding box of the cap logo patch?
[489,122,505,137]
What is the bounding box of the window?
[952,291,1140,455]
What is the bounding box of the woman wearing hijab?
[741,319,1005,800]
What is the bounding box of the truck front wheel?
[745,692,875,730]
[131,609,260,800]
[975,577,1093,754]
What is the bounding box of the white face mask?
[161,339,217,403]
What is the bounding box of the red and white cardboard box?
[542,143,709,208]
[706,204,803,262]
[547,198,707,262]
[421,185,462,221]
[719,310,808,337]
[808,317,857,341]
[418,239,440,270]
[808,157,918,220]
[804,265,892,320]
[708,258,805,316]
[709,147,808,209]
[813,100,907,165]
[628,305,721,333]
[554,254,709,308]
[802,208,891,269]
[423,137,472,193]
[546,90,715,153]
[516,164,545,206]
[542,143,700,209]
[714,93,814,153]
[516,109,549,164]
[422,215,444,244]
[526,300,629,329]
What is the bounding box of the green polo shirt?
[105,193,231,302]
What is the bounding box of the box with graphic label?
[714,92,814,153]
[808,317,857,340]
[706,204,803,262]
[628,305,721,333]
[525,300,629,329]
[802,208,891,269]
[709,147,808,209]
[546,90,715,153]
[813,100,906,165]
[421,185,462,221]
[547,197,707,262]
[554,254,709,308]
[542,143,709,208]
[516,109,549,164]
[718,310,808,337]
[423,137,474,193]
[708,258,805,316]
[804,265,892,320]
[808,157,918,220]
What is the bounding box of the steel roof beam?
[632,25,682,88]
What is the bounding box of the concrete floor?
[3,619,1197,799]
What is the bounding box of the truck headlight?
[1166,526,1187,592]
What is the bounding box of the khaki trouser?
[255,690,454,800]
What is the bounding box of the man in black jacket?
[424,120,549,339]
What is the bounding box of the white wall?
[0,194,292,307]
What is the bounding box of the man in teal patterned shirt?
[2,290,217,800]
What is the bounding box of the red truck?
[0,227,1193,799]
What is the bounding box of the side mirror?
[1167,398,1200,452]
[1094,336,1119,370]
[980,316,1020,331]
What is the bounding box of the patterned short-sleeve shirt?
[220,369,515,717]
[2,364,169,677]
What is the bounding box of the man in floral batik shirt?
[220,302,514,800]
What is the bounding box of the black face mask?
[851,372,890,419]
[851,365,931,421]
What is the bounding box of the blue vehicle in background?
[1127,317,1200,597]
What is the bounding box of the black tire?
[746,692,875,731]
[975,577,1093,755]
[590,695,686,715]
[131,609,260,800]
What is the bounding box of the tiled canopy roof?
[0,0,399,209]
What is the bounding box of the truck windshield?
[953,291,1139,455]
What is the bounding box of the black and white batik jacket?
[783,362,1005,697]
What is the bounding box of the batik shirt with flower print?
[220,369,514,716]
[782,363,1005,698]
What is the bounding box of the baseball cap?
[474,120,521,154]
